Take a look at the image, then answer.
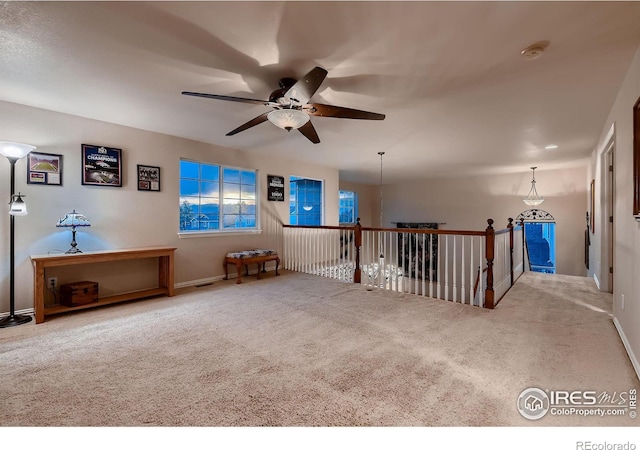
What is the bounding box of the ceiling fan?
[182,66,385,144]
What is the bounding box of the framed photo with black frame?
[81,144,122,187]
[27,151,63,186]
[633,96,640,217]
[590,179,595,233]
[137,164,161,191]
[267,174,285,201]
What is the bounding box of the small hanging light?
[9,193,27,216]
[522,166,544,206]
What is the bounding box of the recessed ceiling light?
[544,144,558,150]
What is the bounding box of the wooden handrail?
[282,224,355,231]
[362,226,486,236]
[282,217,523,309]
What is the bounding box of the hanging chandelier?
[522,166,544,206]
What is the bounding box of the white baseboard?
[613,317,640,382]
[593,273,600,289]
[175,275,226,289]
[174,268,277,289]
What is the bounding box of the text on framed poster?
[81,144,122,187]
[267,174,285,201]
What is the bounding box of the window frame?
[289,175,324,226]
[178,159,260,237]
[339,190,358,225]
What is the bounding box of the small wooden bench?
[223,249,280,284]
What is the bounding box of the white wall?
[378,166,589,276]
[0,100,339,313]
[590,43,640,377]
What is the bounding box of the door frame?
[598,124,615,293]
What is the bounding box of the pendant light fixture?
[378,151,385,228]
[377,152,386,287]
[522,166,544,206]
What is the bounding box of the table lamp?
[56,210,91,253]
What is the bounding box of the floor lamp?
[0,141,36,328]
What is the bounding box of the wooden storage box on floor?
[60,281,99,307]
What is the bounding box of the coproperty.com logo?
[517,387,637,420]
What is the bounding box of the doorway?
[516,209,556,274]
[603,139,615,292]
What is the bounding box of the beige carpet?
[0,270,638,426]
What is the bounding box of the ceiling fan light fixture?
[267,109,309,132]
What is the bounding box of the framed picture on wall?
[590,179,595,233]
[81,144,122,187]
[633,96,640,216]
[267,174,284,201]
[137,164,160,191]
[27,151,63,186]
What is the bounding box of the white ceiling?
[2,1,640,184]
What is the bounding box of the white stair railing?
[282,219,524,308]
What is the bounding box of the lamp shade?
[267,109,310,131]
[0,141,36,160]
[56,210,91,228]
[9,194,27,216]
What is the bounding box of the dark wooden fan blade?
[284,67,328,105]
[182,91,270,106]
[297,120,320,144]
[306,103,385,120]
[226,112,270,136]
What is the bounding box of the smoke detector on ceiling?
[521,41,550,60]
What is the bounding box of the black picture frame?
[633,96,640,216]
[81,144,122,187]
[590,179,595,233]
[137,164,161,191]
[267,174,285,201]
[27,151,63,186]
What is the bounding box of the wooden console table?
[31,246,176,324]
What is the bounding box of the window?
[290,176,323,225]
[524,222,556,274]
[179,160,257,232]
[339,190,358,224]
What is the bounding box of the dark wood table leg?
[236,261,243,284]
